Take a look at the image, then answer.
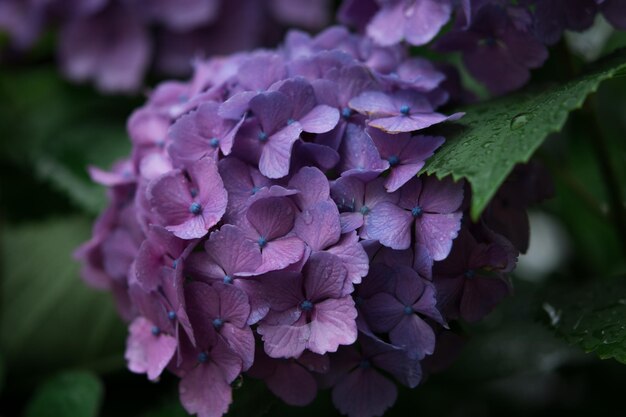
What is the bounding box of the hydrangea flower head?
[75,16,546,417]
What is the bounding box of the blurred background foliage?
[1,22,626,417]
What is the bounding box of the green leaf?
[0,217,126,374]
[0,67,136,214]
[24,371,103,417]
[543,278,626,364]
[424,50,626,220]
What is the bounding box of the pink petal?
[258,315,310,358]
[125,317,177,381]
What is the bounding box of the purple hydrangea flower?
[367,176,464,259]
[361,265,444,359]
[147,157,227,239]
[257,252,357,358]
[435,4,548,95]
[433,227,513,322]
[349,90,463,133]
[329,334,422,417]
[76,20,537,417]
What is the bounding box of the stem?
[585,97,626,256]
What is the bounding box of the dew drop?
[510,112,531,130]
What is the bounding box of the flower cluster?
[75,24,537,417]
[0,0,330,92]
[340,0,626,94]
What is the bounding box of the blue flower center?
[399,104,411,115]
[403,305,414,315]
[167,311,177,320]
[197,352,209,363]
[212,318,224,330]
[190,188,198,198]
[151,326,161,336]
[341,107,352,119]
[360,205,371,215]
[209,137,220,148]
[465,269,476,279]
[300,300,314,311]
[359,359,371,369]
[251,186,261,195]
[388,155,400,167]
[172,259,178,269]
[287,118,295,125]
[223,275,234,284]
[258,236,268,248]
[258,131,269,142]
[189,202,203,215]
[411,206,423,218]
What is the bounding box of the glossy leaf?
[424,51,626,219]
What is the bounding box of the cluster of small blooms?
[75,23,547,417]
[0,0,330,92]
[339,0,626,94]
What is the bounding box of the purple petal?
[308,297,358,354]
[222,323,255,371]
[204,225,262,276]
[362,293,404,333]
[299,104,340,133]
[389,314,436,359]
[420,176,464,213]
[332,368,398,417]
[247,197,296,240]
[326,231,369,290]
[179,361,233,417]
[289,166,330,210]
[266,361,318,406]
[259,123,303,179]
[403,0,452,46]
[304,252,348,301]
[258,236,307,274]
[258,315,310,358]
[369,112,450,133]
[125,317,177,381]
[366,1,405,46]
[295,201,341,251]
[349,91,397,116]
[460,276,510,322]
[365,201,413,250]
[415,212,462,261]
